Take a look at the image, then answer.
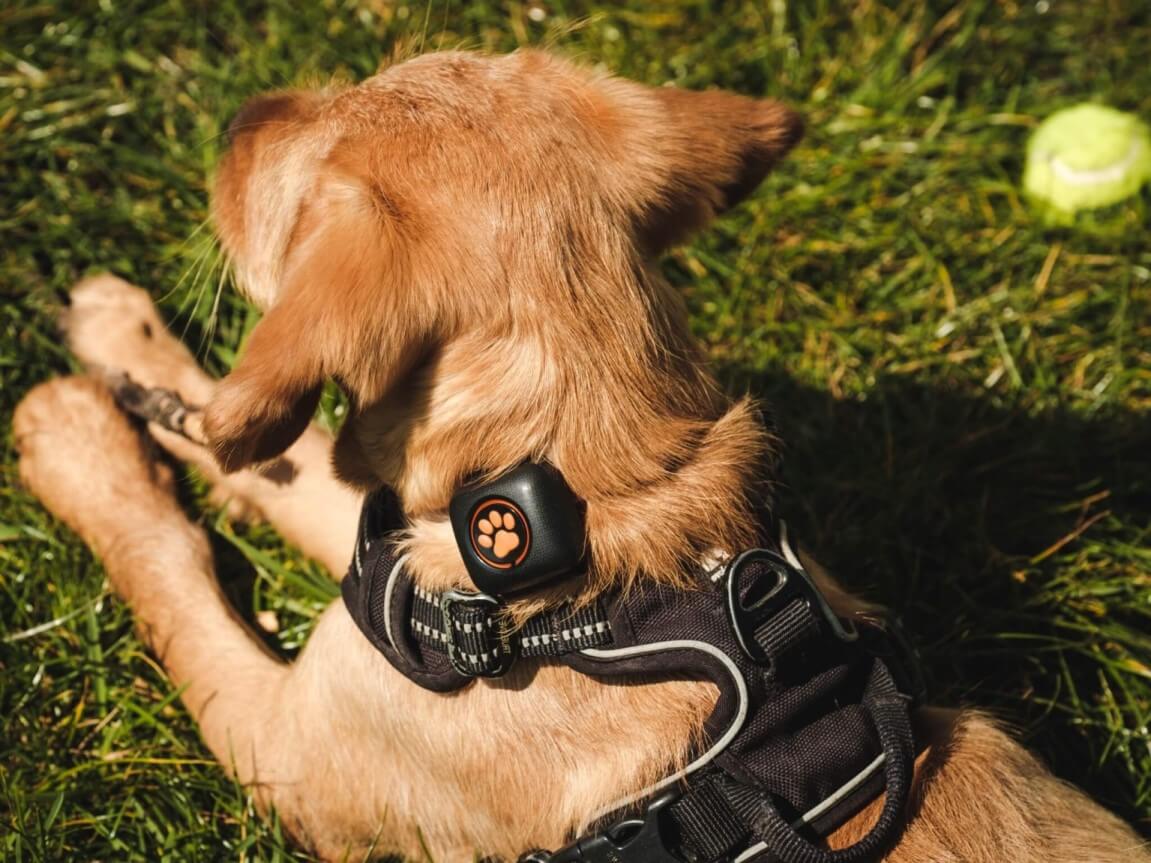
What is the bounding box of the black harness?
[342,479,919,863]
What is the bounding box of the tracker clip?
[449,462,586,597]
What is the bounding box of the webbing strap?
[519,605,613,656]
[753,597,822,669]
[667,774,749,860]
[407,583,612,676]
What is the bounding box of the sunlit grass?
[2,1,1149,859]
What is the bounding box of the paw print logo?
[469,499,531,569]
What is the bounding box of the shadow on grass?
[728,365,1151,830]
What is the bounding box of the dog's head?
[206,50,801,501]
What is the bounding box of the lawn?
[2,0,1149,859]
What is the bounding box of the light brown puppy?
[13,50,1150,862]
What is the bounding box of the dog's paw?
[64,274,207,400]
[65,275,166,372]
[475,507,521,559]
[14,376,175,543]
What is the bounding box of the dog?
[13,49,1149,862]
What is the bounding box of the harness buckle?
[439,589,518,678]
[725,547,857,666]
[519,791,683,863]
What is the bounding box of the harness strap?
[408,583,612,676]
[667,774,749,860]
[753,597,822,668]
[342,493,614,680]
[718,664,913,863]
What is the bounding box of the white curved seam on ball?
[1044,138,1145,186]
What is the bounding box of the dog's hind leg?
[62,274,361,576]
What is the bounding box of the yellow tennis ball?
[1023,104,1151,220]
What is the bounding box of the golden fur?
[12,49,1149,861]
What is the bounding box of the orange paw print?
[475,508,521,559]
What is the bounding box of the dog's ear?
[203,161,415,473]
[635,87,803,250]
[201,291,327,473]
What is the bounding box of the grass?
[2,0,1150,859]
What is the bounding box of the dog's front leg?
[11,377,412,860]
[12,376,292,762]
[61,274,362,576]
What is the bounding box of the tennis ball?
[1023,104,1151,220]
